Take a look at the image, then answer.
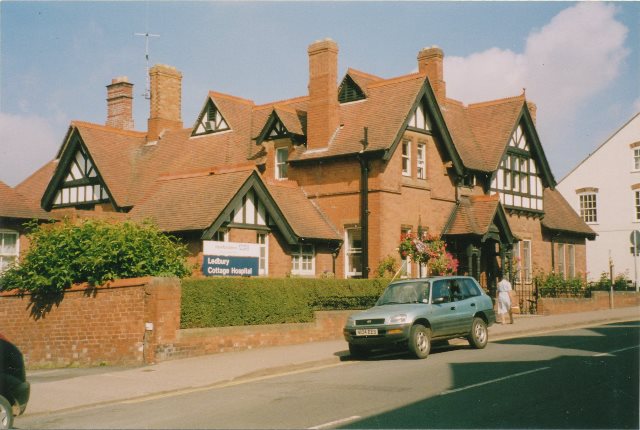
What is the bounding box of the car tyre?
[348,343,370,359]
[467,317,488,349]
[0,395,13,430]
[408,324,431,359]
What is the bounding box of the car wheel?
[348,343,370,359]
[468,317,488,349]
[408,324,431,359]
[0,395,13,430]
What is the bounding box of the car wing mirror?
[432,297,446,304]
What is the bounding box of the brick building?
[9,38,594,292]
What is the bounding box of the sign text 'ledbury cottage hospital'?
[202,241,260,276]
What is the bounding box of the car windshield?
[376,281,430,305]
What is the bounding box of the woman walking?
[496,272,514,324]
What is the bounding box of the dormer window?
[192,99,230,136]
[338,75,366,104]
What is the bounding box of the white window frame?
[400,228,412,278]
[579,192,598,224]
[635,190,640,222]
[257,233,268,276]
[0,229,19,274]
[275,147,288,180]
[557,243,565,279]
[567,244,575,278]
[634,147,640,171]
[345,227,362,278]
[416,143,426,179]
[402,140,411,177]
[292,244,314,276]
[512,242,522,284]
[212,229,229,242]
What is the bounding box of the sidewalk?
[23,306,639,416]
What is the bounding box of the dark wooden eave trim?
[41,127,118,211]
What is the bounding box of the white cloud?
[444,2,629,149]
[0,113,60,187]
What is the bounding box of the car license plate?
[355,328,378,336]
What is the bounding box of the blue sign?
[203,255,259,277]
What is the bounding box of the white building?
[557,112,640,286]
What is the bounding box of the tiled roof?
[265,181,340,240]
[542,188,596,238]
[0,181,50,220]
[443,96,525,172]
[290,73,427,161]
[443,194,501,236]
[128,169,255,232]
[15,160,57,205]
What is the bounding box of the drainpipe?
[359,127,370,279]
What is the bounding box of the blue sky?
[1,1,638,186]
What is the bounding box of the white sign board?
[203,241,260,258]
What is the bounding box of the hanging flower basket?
[398,230,459,276]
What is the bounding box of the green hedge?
[181,277,389,328]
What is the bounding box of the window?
[512,242,522,284]
[557,243,565,278]
[402,140,411,177]
[0,230,19,273]
[579,193,598,223]
[522,240,532,283]
[192,100,230,136]
[635,190,640,222]
[417,143,426,179]
[292,244,314,276]
[634,148,640,170]
[345,227,362,278]
[567,244,575,278]
[276,147,288,180]
[212,229,228,242]
[257,233,268,276]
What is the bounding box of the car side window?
[432,280,451,303]
[449,280,464,301]
[461,278,481,298]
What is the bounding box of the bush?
[536,272,589,298]
[375,255,398,278]
[181,277,389,328]
[0,218,191,297]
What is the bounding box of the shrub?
[536,272,589,298]
[0,218,191,297]
[181,277,389,328]
[375,255,398,278]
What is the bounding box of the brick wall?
[538,291,640,315]
[0,277,180,368]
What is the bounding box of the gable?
[42,130,113,210]
[490,105,556,213]
[384,78,464,177]
[192,98,231,136]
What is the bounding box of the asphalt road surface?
[15,321,639,429]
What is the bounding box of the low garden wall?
[538,291,640,315]
[0,277,349,369]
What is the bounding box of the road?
[15,321,639,429]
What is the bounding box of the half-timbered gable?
[192,98,231,136]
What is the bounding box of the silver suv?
[343,276,496,359]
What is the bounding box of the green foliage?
[536,272,588,298]
[375,255,398,278]
[0,218,191,297]
[590,272,633,291]
[181,277,389,328]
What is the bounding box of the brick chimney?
[417,46,446,104]
[147,64,183,141]
[106,77,134,130]
[307,38,340,150]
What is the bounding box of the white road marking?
[593,345,639,357]
[440,367,551,396]
[309,415,362,429]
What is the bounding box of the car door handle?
[450,306,456,310]
[471,303,476,307]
